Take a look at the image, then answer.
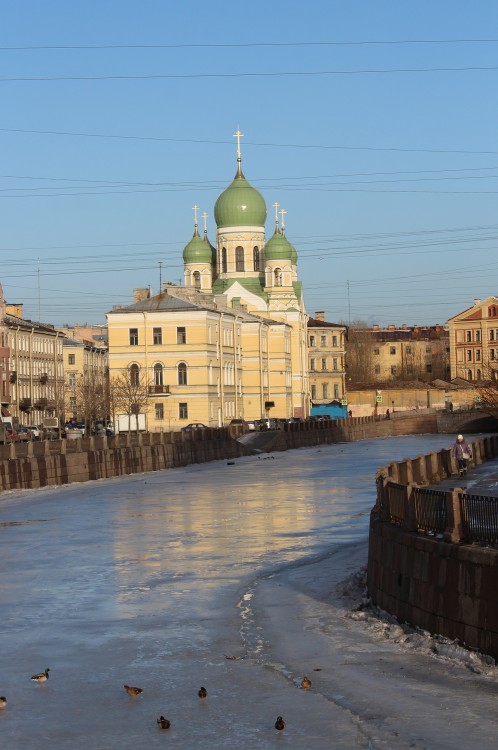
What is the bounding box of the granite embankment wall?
[367,435,498,660]
[0,412,441,493]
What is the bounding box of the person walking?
[451,434,473,477]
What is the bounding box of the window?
[426,345,431,353]
[253,246,260,271]
[491,349,495,361]
[155,403,164,420]
[310,384,317,400]
[322,383,328,399]
[68,372,76,386]
[309,335,315,346]
[390,346,396,355]
[235,246,244,271]
[274,268,282,286]
[221,247,227,273]
[467,369,473,380]
[332,335,337,347]
[129,328,139,346]
[490,330,495,341]
[153,327,162,345]
[391,366,397,375]
[178,362,187,385]
[177,327,186,344]
[154,363,163,386]
[179,402,188,419]
[466,331,472,342]
[129,364,140,386]
[68,353,75,365]
[467,350,472,361]
[476,349,481,361]
[374,364,381,374]
[193,271,201,289]
[477,369,482,380]
[321,358,327,371]
[69,396,76,411]
[475,330,481,342]
[426,364,432,373]
[373,348,380,355]
[333,358,338,370]
[320,335,327,347]
[334,384,340,399]
[310,358,316,371]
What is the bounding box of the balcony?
[148,384,170,395]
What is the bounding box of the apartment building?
[308,312,346,402]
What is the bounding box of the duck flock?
[0,667,314,734]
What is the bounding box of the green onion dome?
[264,227,294,261]
[214,164,267,228]
[183,227,212,264]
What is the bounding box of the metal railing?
[460,493,498,545]
[413,487,448,534]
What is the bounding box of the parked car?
[28,425,44,440]
[17,426,34,442]
[228,419,248,429]
[246,420,258,431]
[181,423,208,432]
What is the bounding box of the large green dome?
[264,227,294,261]
[183,228,212,264]
[214,165,267,228]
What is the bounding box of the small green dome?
[289,242,298,264]
[264,227,294,261]
[214,164,267,228]
[183,228,212,264]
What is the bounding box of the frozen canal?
[1,434,498,749]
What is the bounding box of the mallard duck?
[31,668,50,683]
[301,676,312,689]
[157,716,171,729]
[0,697,7,709]
[275,716,285,731]
[124,685,143,697]
[198,686,208,698]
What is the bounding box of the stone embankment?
[368,434,498,661]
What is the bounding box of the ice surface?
[0,435,497,749]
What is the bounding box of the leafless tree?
[109,371,150,433]
[344,319,374,385]
[474,363,498,418]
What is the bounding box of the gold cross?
[233,128,244,159]
[280,208,287,231]
[272,201,280,223]
[202,211,208,233]
[192,204,199,225]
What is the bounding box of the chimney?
[474,298,481,306]
[372,324,380,331]
[133,287,151,303]
[315,311,325,321]
[6,303,23,318]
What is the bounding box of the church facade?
[107,141,309,430]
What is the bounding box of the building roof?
[307,317,345,329]
[4,313,61,335]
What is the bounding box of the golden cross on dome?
[192,204,199,226]
[272,201,280,224]
[280,208,287,231]
[233,128,244,160]
[202,211,208,233]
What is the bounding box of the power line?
[2,127,496,156]
[2,65,498,82]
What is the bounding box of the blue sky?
[1,1,498,327]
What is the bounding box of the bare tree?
[474,363,498,418]
[70,374,107,434]
[344,319,374,385]
[109,371,150,433]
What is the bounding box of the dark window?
[68,354,75,365]
[179,402,188,419]
[467,369,473,380]
[320,335,326,347]
[332,335,338,347]
[274,268,282,286]
[177,327,186,344]
[390,346,396,355]
[222,247,227,273]
[253,246,260,271]
[193,271,201,289]
[475,330,481,342]
[129,364,140,386]
[235,246,245,272]
[154,363,163,386]
[322,383,328,399]
[374,364,381,374]
[334,384,340,399]
[178,362,187,385]
[153,327,162,345]
[310,384,317,400]
[321,358,327,371]
[467,350,472,361]
[490,330,495,341]
[309,335,315,346]
[391,366,397,375]
[476,349,481,361]
[477,369,482,380]
[426,364,432,373]
[155,403,164,420]
[130,328,139,346]
[310,358,315,371]
[373,348,380,355]
[466,331,472,342]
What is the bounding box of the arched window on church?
[253,246,260,271]
[477,368,482,380]
[193,271,201,289]
[467,369,473,381]
[274,268,283,287]
[222,247,227,273]
[129,363,140,386]
[235,246,245,272]
[153,363,163,386]
[178,362,188,385]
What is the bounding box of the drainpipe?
[142,311,149,432]
[219,313,225,424]
[259,321,264,417]
[233,314,240,418]
[29,327,35,424]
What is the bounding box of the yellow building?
[308,312,346,402]
[447,296,498,381]
[63,337,109,421]
[107,138,309,430]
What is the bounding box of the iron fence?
[460,493,498,545]
[413,487,448,534]
[384,482,407,526]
